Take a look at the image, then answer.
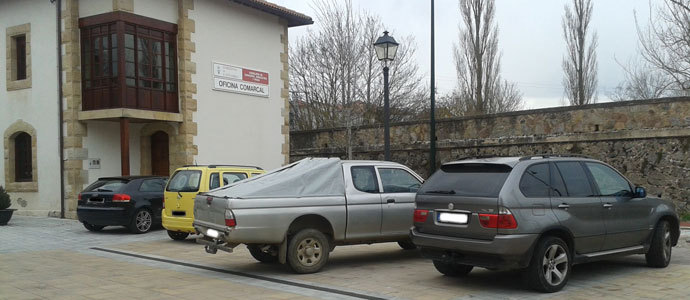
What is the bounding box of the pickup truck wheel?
[167,230,189,241]
[248,245,279,263]
[128,208,153,234]
[398,240,417,250]
[526,236,571,293]
[83,222,104,232]
[646,220,672,268]
[432,260,473,277]
[287,229,330,274]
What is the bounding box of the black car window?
[351,166,379,193]
[519,163,550,198]
[209,173,220,190]
[378,168,421,193]
[222,172,248,185]
[554,162,594,197]
[84,179,127,192]
[585,162,632,196]
[139,179,165,192]
[166,170,201,192]
[419,163,512,198]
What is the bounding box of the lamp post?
[374,31,399,161]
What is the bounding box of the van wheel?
[646,220,672,268]
[398,240,417,250]
[432,260,473,277]
[83,222,104,232]
[129,208,153,234]
[247,244,279,263]
[287,229,330,274]
[167,230,189,241]
[526,236,571,293]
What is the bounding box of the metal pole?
[430,0,437,174]
[383,65,391,161]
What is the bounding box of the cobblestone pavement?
[1,216,690,299]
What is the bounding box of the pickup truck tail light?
[224,209,236,227]
[112,194,131,202]
[413,209,429,223]
[478,206,517,229]
[78,193,82,201]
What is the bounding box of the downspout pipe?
[55,0,66,219]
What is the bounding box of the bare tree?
[562,0,598,105]
[610,57,675,101]
[289,0,425,132]
[452,0,522,116]
[636,0,690,94]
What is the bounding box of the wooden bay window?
[80,12,178,113]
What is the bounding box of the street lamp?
[374,31,399,161]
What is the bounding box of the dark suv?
[411,155,680,292]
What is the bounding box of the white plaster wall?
[192,0,286,171]
[0,1,61,215]
[134,0,178,24]
[83,121,143,184]
[79,0,113,18]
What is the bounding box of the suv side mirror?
[634,187,647,198]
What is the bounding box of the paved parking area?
[2,216,690,299]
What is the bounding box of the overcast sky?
[272,0,654,109]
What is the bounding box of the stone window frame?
[6,23,32,91]
[4,120,38,192]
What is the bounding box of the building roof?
[230,0,313,27]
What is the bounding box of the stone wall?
[291,97,690,211]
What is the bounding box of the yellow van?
[162,165,264,240]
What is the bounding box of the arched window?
[14,132,32,182]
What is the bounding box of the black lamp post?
[374,31,399,161]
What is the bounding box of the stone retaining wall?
[290,97,690,211]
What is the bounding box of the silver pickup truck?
[193,158,424,273]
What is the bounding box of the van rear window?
[166,170,202,192]
[419,163,512,197]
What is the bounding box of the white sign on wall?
[212,62,269,98]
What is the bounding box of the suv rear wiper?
[425,190,456,194]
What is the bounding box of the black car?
[77,176,167,233]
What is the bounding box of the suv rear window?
[166,170,202,192]
[84,179,128,192]
[419,163,512,197]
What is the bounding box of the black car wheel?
[526,236,571,293]
[167,230,189,241]
[287,229,330,274]
[432,260,473,277]
[129,208,153,234]
[646,220,672,268]
[247,244,279,263]
[83,222,104,232]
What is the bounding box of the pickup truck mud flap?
[196,236,237,254]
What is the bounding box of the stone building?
[1,0,311,217]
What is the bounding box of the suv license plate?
[438,212,469,224]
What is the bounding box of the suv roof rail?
[518,154,593,161]
[182,164,263,170]
[456,155,507,161]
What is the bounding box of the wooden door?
[151,131,170,176]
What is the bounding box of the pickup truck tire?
[83,222,104,232]
[646,220,672,268]
[398,240,417,250]
[432,260,473,277]
[248,245,279,263]
[287,229,330,274]
[525,236,570,293]
[167,230,189,241]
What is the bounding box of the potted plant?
[0,186,15,225]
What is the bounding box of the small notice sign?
[213,62,269,97]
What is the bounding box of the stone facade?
[291,97,690,211]
[175,0,198,168]
[280,20,290,165]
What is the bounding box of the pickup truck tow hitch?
[205,244,218,254]
[197,237,237,254]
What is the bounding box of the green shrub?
[0,186,10,210]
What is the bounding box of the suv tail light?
[478,206,517,229]
[224,209,236,227]
[413,209,429,223]
[112,194,131,202]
